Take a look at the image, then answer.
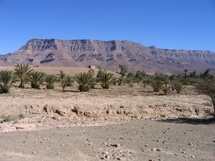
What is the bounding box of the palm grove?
[0,64,214,116]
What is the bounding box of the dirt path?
[0,119,214,161]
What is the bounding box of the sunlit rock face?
[1,39,215,74]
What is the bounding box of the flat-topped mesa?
[19,39,144,53]
[20,39,58,51]
[1,38,215,73]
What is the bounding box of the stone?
[15,124,36,130]
[110,143,120,147]
[152,148,157,152]
[0,118,4,123]
[156,148,162,152]
[188,142,193,146]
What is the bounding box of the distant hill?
[0,39,215,74]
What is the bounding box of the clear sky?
[0,0,215,54]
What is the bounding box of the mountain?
[0,39,215,74]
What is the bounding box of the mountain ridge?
[1,39,215,74]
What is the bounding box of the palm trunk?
[19,78,25,88]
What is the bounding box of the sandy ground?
[0,68,214,161]
[0,119,214,161]
[0,66,91,76]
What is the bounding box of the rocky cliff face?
[0,39,215,74]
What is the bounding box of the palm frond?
[0,70,16,93]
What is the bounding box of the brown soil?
[0,67,214,161]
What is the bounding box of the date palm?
[100,72,114,89]
[149,74,168,92]
[60,75,74,91]
[195,78,215,117]
[161,83,171,95]
[58,70,66,80]
[172,81,187,94]
[14,64,33,88]
[45,74,58,89]
[150,79,165,92]
[29,71,45,89]
[75,73,94,92]
[0,70,16,93]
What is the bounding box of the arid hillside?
[1,39,215,74]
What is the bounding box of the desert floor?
[0,67,214,161]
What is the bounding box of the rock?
[156,148,162,152]
[0,118,4,123]
[55,109,67,117]
[188,142,193,146]
[43,105,67,117]
[110,143,120,148]
[0,123,16,132]
[15,124,36,130]
[152,148,157,152]
[25,105,42,114]
[151,148,162,152]
[105,154,111,159]
[83,112,98,118]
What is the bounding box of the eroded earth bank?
[0,84,214,161]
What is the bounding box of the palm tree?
[117,76,126,86]
[0,70,16,93]
[149,74,168,92]
[75,72,94,92]
[29,71,45,89]
[119,64,128,77]
[150,79,164,92]
[100,72,114,89]
[60,75,74,91]
[171,80,187,94]
[184,69,188,77]
[96,66,106,82]
[195,78,215,117]
[58,70,66,80]
[44,74,58,89]
[161,83,171,95]
[14,64,33,88]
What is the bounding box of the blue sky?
[0,0,215,54]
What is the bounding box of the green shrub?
[0,70,16,93]
[75,73,95,92]
[45,74,58,89]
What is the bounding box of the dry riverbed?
[0,83,214,161]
